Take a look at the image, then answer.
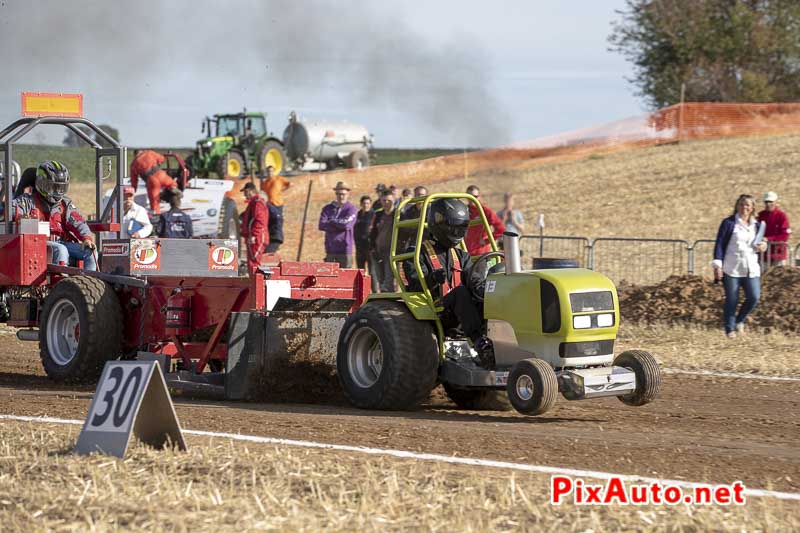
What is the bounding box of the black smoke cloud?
[0,0,509,146]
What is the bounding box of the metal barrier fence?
[519,234,795,285]
[591,238,690,286]
[519,235,590,268]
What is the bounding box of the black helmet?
[35,160,70,204]
[427,198,470,248]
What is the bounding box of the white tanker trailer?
[282,111,372,172]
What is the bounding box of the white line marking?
[663,368,800,382]
[1,413,798,502]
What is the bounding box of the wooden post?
[296,180,314,261]
[678,82,686,143]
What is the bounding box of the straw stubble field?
[1,421,798,532]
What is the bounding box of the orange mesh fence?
[651,102,800,141]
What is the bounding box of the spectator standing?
[239,182,269,272]
[369,189,397,292]
[713,194,767,339]
[498,192,525,236]
[120,186,153,238]
[464,185,505,256]
[398,185,428,248]
[756,191,791,267]
[156,189,193,238]
[398,187,412,208]
[318,181,357,268]
[261,165,290,253]
[372,183,388,211]
[355,194,375,268]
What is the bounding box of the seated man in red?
[12,160,96,270]
[130,149,178,214]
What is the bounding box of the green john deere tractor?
[336,193,662,415]
[187,111,286,179]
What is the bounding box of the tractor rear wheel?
[346,149,369,169]
[39,276,123,383]
[614,350,661,406]
[258,140,286,175]
[337,300,439,410]
[216,151,245,179]
[218,197,240,239]
[442,383,512,411]
[507,358,558,416]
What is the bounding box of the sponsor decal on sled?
[208,245,237,271]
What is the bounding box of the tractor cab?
[211,113,267,138]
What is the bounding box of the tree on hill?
[63,124,120,147]
[609,0,800,109]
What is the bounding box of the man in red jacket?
[464,185,505,256]
[239,182,269,272]
[130,149,178,214]
[757,191,792,267]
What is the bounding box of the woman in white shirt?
[712,194,767,338]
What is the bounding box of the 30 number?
[91,367,143,428]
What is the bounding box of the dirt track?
[0,338,797,495]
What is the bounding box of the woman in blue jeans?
[712,194,767,338]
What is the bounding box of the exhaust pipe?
[503,231,521,274]
[16,329,38,342]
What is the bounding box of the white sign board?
[75,361,186,457]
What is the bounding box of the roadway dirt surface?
[0,336,797,495]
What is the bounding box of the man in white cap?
[120,186,153,239]
[757,191,791,267]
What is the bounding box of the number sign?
[75,361,186,457]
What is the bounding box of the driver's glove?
[431,268,447,285]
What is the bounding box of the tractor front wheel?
[614,350,661,406]
[216,151,245,179]
[442,383,512,411]
[507,358,558,416]
[39,276,123,383]
[258,141,286,175]
[337,301,439,410]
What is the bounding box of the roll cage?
[0,116,124,237]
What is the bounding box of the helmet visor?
[44,180,69,197]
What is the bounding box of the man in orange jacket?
[240,182,269,272]
[130,150,177,214]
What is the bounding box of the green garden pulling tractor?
[336,193,661,415]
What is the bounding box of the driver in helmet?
[12,160,97,271]
[401,197,496,368]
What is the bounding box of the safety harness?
[421,240,462,304]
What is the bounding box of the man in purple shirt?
[318,181,357,268]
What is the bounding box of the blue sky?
[0,0,641,148]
